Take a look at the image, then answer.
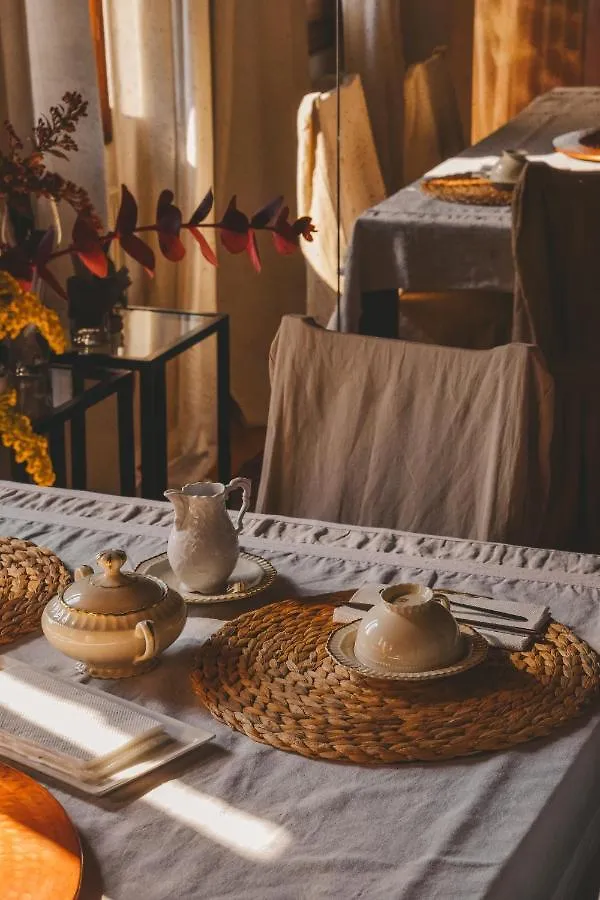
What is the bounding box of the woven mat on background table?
[420,175,513,207]
[0,538,70,645]
[191,595,600,765]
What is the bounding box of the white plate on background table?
[0,663,214,795]
[553,129,600,162]
[136,551,277,604]
[327,622,488,682]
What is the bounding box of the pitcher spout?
[164,490,188,530]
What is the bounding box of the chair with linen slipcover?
[512,161,600,551]
[257,316,553,544]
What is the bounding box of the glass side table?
[8,365,135,494]
[58,306,230,499]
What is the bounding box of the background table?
[59,306,230,500]
[8,366,135,494]
[341,87,600,336]
[1,483,600,899]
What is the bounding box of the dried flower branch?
[0,92,316,300]
[0,91,100,227]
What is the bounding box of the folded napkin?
[0,661,168,781]
[332,584,550,652]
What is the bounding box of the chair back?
[297,75,386,323]
[512,162,600,367]
[512,162,600,550]
[257,316,553,545]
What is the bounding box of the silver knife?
[346,602,542,637]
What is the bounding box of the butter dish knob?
[96,549,128,586]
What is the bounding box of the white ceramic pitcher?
[164,479,251,594]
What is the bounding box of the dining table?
[1,480,600,899]
[340,86,600,336]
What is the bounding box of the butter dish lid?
[61,549,166,614]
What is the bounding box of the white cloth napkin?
[0,661,168,780]
[332,584,550,652]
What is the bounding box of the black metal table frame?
[59,307,230,500]
[11,365,136,494]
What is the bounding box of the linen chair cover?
[403,47,465,185]
[512,162,600,550]
[257,316,553,545]
[297,75,386,325]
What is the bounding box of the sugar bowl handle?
[433,592,451,611]
[224,477,251,534]
[133,620,157,663]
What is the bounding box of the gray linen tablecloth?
[1,482,600,900]
[340,87,600,332]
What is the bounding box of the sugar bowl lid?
[61,549,166,615]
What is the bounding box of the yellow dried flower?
[0,390,55,486]
[0,271,67,354]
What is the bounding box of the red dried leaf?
[189,188,214,225]
[251,195,283,229]
[220,229,249,254]
[119,232,155,275]
[156,189,185,261]
[272,230,298,255]
[159,232,186,262]
[272,207,298,254]
[189,227,218,266]
[293,216,317,242]
[115,185,138,235]
[72,215,108,277]
[247,230,261,272]
[156,189,175,220]
[219,196,249,236]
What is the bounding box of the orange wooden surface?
[0,763,82,900]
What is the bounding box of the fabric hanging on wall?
[472,0,586,142]
[341,0,405,194]
[211,0,309,427]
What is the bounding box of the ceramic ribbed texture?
[421,175,513,206]
[191,593,600,765]
[0,538,70,645]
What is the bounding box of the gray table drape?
[339,87,600,333]
[1,483,600,898]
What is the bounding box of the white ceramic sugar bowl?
[353,583,464,674]
[42,549,187,679]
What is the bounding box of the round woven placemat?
[420,175,513,207]
[191,596,600,765]
[0,538,71,645]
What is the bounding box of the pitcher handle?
[224,477,251,534]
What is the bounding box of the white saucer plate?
[553,129,600,163]
[136,551,277,604]
[326,622,488,682]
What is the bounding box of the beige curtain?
[0,0,33,145]
[105,0,309,476]
[472,0,586,142]
[103,0,216,483]
[211,0,309,426]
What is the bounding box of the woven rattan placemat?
[191,595,600,764]
[0,538,70,645]
[420,175,513,207]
